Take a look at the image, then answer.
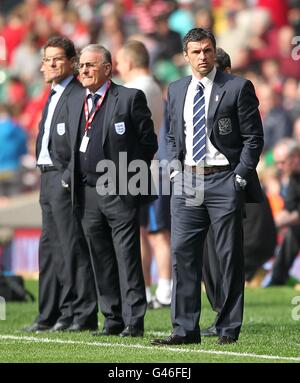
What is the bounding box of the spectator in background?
[282,78,300,124]
[151,13,183,62]
[133,0,171,36]
[0,103,27,196]
[11,32,42,89]
[267,139,300,286]
[258,83,292,152]
[272,138,298,199]
[168,0,195,39]
[116,40,172,309]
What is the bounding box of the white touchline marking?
[1,334,300,362]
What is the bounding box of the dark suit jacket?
[67,81,158,207]
[36,77,82,185]
[166,69,264,202]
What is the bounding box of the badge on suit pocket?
[218,118,232,135]
[114,122,125,135]
[57,123,65,136]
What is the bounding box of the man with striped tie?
[152,28,264,346]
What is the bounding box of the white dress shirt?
[183,66,229,167]
[85,80,110,113]
[37,75,73,165]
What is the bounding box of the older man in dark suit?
[26,36,97,333]
[67,44,157,337]
[152,28,264,346]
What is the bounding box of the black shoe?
[217,336,236,345]
[23,323,51,333]
[67,323,98,332]
[151,333,200,346]
[49,322,70,332]
[201,324,218,337]
[92,326,124,336]
[119,325,144,337]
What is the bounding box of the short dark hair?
[123,40,149,68]
[215,47,231,71]
[43,36,77,60]
[183,28,216,52]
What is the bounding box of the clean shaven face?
[43,47,75,85]
[79,50,111,93]
[184,38,216,79]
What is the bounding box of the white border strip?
[1,335,300,362]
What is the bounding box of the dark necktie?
[192,82,206,164]
[89,94,101,115]
[40,89,56,132]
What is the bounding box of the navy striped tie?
[192,82,206,164]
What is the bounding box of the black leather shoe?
[67,323,98,332]
[151,333,200,345]
[49,322,70,332]
[201,324,218,337]
[119,325,144,337]
[92,326,124,336]
[217,336,236,345]
[23,323,51,332]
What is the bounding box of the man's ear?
[183,51,189,63]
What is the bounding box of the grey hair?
[80,44,112,65]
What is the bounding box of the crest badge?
[218,118,232,135]
[115,122,125,135]
[57,123,65,136]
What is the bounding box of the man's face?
[43,47,74,84]
[183,38,216,79]
[274,145,294,176]
[115,48,130,83]
[79,50,111,92]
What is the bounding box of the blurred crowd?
[0,0,300,284]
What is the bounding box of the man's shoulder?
[216,70,251,91]
[111,82,146,99]
[66,77,85,94]
[169,76,191,89]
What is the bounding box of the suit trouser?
[171,170,244,340]
[38,170,97,327]
[202,228,223,314]
[78,184,147,330]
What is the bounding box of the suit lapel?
[102,82,118,144]
[207,70,226,136]
[176,77,191,145]
[68,87,85,150]
[49,79,76,138]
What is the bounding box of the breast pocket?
[217,116,233,136]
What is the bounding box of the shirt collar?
[86,80,109,98]
[191,66,216,90]
[52,75,74,94]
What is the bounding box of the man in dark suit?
[152,28,263,346]
[201,48,276,337]
[67,44,157,337]
[26,36,97,333]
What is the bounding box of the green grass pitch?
[0,280,300,363]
